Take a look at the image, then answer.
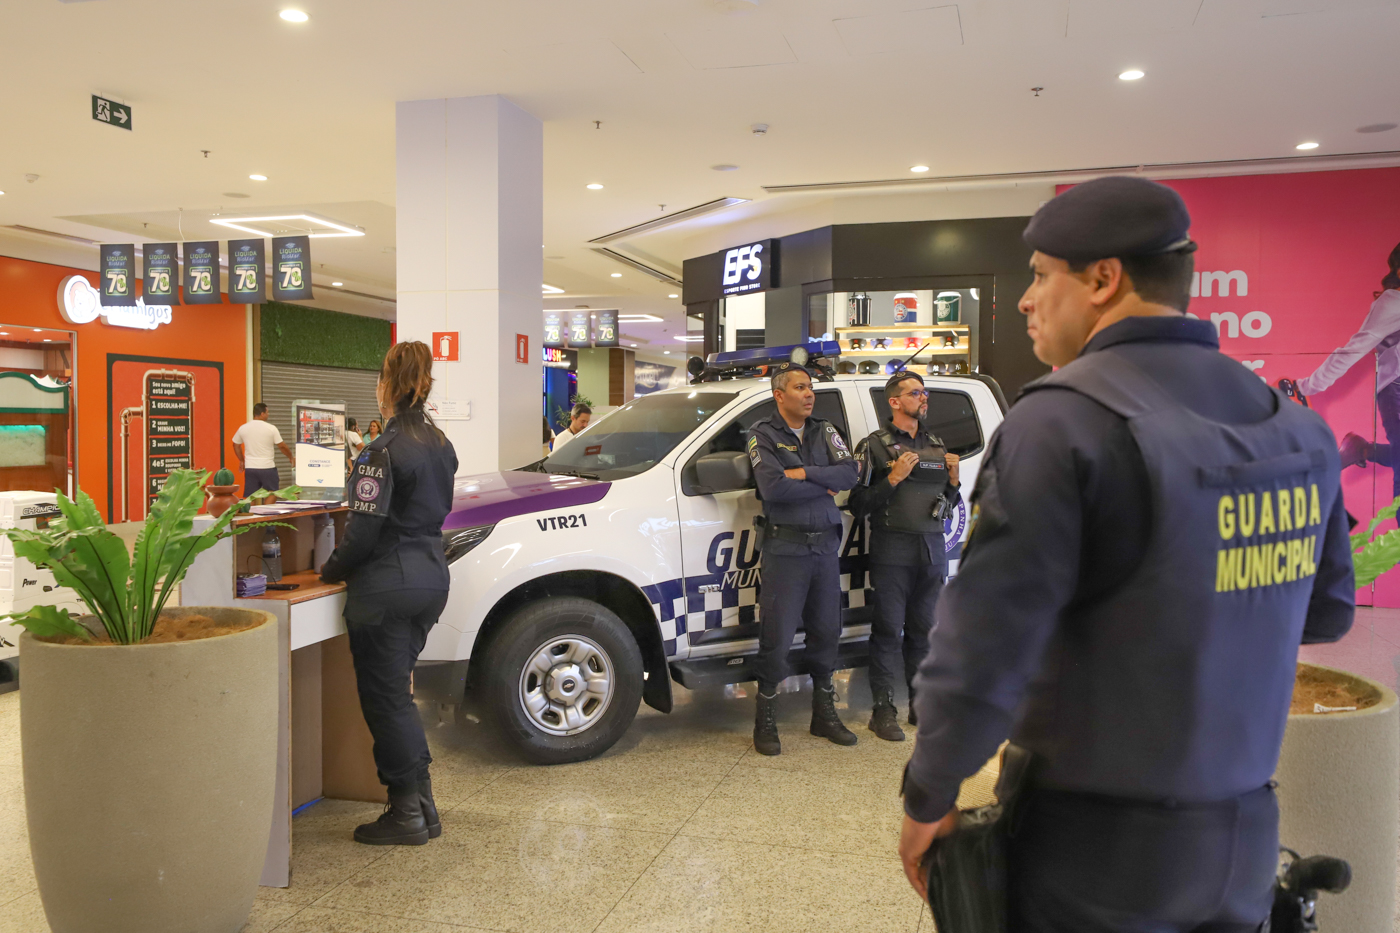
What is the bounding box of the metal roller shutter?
[258,361,380,478]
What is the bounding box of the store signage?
[433,332,459,361]
[271,235,313,301]
[143,243,178,305]
[91,95,131,131]
[515,334,529,364]
[228,238,266,304]
[99,244,136,306]
[721,239,775,296]
[542,347,577,371]
[594,310,619,348]
[146,375,193,509]
[58,275,173,330]
[182,241,221,305]
[568,311,592,348]
[543,311,565,349]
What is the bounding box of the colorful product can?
[893,292,919,323]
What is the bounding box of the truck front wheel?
[481,597,643,764]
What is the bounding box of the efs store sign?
[721,239,775,296]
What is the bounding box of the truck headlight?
[442,525,494,563]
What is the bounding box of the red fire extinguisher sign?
[432,332,459,362]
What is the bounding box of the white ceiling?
[2,0,1397,346]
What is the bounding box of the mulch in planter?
[1291,665,1382,715]
[39,612,264,646]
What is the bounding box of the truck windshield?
[536,391,738,481]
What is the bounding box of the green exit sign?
[91,95,131,131]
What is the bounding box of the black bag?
[923,745,1035,933]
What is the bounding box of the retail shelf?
[835,324,968,334]
[839,348,968,356]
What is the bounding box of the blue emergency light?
[705,340,842,368]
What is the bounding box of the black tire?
[480,597,644,765]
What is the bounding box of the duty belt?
[766,523,839,546]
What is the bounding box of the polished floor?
[0,610,1395,933]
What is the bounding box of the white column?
[395,95,542,475]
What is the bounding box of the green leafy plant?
[1351,496,1400,588]
[0,470,296,644]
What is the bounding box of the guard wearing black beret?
[897,176,1355,931]
[746,361,861,755]
[850,371,960,741]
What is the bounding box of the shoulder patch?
[349,446,393,517]
[747,434,761,467]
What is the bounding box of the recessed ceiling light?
[0,191,5,196]
[1118,69,1145,81]
[543,283,564,294]
[668,293,679,299]
[663,350,671,355]
[610,272,622,277]
[1296,141,1320,150]
[279,9,309,22]
[32,329,41,332]
[42,339,52,342]
[586,183,604,190]
[618,313,663,323]
[210,212,364,238]
[331,281,343,286]
[677,335,704,342]
[910,165,930,173]
[629,343,638,347]
[249,174,268,181]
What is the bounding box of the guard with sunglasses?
[851,371,960,741]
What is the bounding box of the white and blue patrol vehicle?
[415,342,1008,763]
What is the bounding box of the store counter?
[183,505,383,888]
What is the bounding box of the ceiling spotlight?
[751,124,769,136]
[1296,141,1320,150]
[630,343,638,348]
[0,191,5,196]
[249,174,268,181]
[663,350,671,355]
[610,272,623,277]
[910,165,930,173]
[331,281,344,287]
[32,328,41,332]
[1118,69,1145,81]
[279,9,309,22]
[586,183,604,190]
[667,293,679,299]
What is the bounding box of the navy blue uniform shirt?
[850,422,962,568]
[320,416,459,600]
[748,411,859,556]
[904,316,1355,821]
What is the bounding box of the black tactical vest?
[870,430,949,535]
[1017,350,1342,801]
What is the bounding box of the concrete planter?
[1276,663,1399,933]
[20,608,278,933]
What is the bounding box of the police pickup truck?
[417,343,1007,764]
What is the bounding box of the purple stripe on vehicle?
[443,471,612,530]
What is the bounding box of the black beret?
[769,361,811,385]
[1023,176,1195,263]
[885,370,924,390]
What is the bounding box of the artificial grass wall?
[260,302,391,371]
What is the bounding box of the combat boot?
[810,684,858,746]
[869,689,905,742]
[419,774,442,839]
[754,691,782,756]
[354,789,430,846]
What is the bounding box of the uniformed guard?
[850,371,960,741]
[897,176,1355,931]
[747,361,861,756]
[320,341,458,846]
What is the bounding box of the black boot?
[754,691,781,756]
[907,682,918,726]
[810,684,858,746]
[419,774,441,840]
[869,689,905,742]
[354,789,430,846]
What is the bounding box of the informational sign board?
[594,310,619,348]
[568,311,592,348]
[143,243,178,305]
[271,235,313,301]
[182,241,221,305]
[293,400,346,497]
[91,94,131,130]
[543,312,565,349]
[99,244,136,306]
[145,375,193,510]
[432,332,459,361]
[228,238,266,305]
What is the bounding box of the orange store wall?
[0,255,247,522]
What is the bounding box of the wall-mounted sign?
[228,238,266,304]
[542,347,577,371]
[58,276,173,331]
[721,239,775,296]
[182,241,221,304]
[594,310,619,348]
[143,243,178,305]
[100,244,136,306]
[293,400,346,495]
[568,311,592,348]
[543,311,565,349]
[516,334,529,364]
[271,235,313,301]
[91,94,131,131]
[145,374,193,510]
[433,332,459,361]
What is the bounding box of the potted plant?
[2,469,286,933]
[205,467,240,518]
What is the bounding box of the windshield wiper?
[549,467,603,480]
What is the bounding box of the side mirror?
[694,450,753,493]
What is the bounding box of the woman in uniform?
[320,341,458,845]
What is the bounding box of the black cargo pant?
[754,550,842,694]
[345,588,449,794]
[1009,783,1277,932]
[868,561,943,697]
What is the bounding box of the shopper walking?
[850,370,960,741]
[552,402,592,449]
[897,177,1355,931]
[232,402,295,495]
[320,341,458,846]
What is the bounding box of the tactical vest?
[870,430,949,535]
[1017,351,1341,801]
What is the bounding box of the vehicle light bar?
[706,340,842,368]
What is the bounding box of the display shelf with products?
[834,324,969,334]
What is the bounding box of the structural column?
[395,95,542,474]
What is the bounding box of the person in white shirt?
[552,403,592,450]
[1296,241,1400,498]
[233,402,296,495]
[346,417,365,456]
